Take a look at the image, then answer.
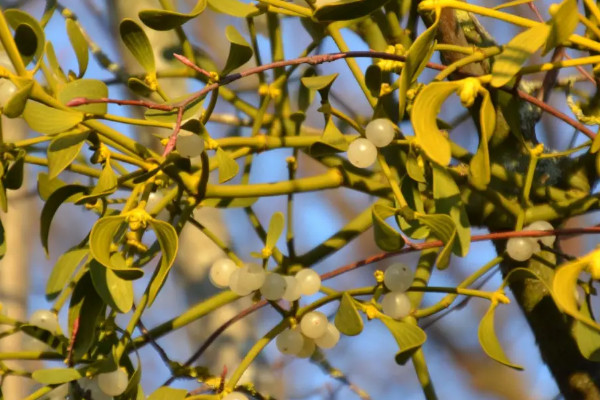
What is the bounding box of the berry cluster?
[209,259,321,300]
[276,311,340,357]
[381,263,414,320]
[347,118,396,168]
[506,221,556,262]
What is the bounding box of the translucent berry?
[296,336,316,358]
[365,118,396,147]
[223,392,249,400]
[314,323,340,349]
[300,311,328,339]
[260,273,287,300]
[295,269,321,296]
[243,263,266,290]
[381,292,411,320]
[525,220,556,247]
[30,310,59,332]
[276,328,304,355]
[506,237,535,261]
[229,268,253,296]
[282,276,302,301]
[97,368,128,396]
[78,378,113,400]
[176,130,205,158]
[383,263,413,292]
[209,258,237,288]
[347,138,377,168]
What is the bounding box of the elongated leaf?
[491,24,550,87]
[215,147,239,183]
[222,25,253,76]
[41,185,88,256]
[46,247,88,300]
[32,368,82,384]
[76,161,117,203]
[147,387,187,400]
[47,130,88,179]
[3,80,32,118]
[66,18,89,77]
[4,9,45,65]
[45,41,67,82]
[139,0,207,31]
[543,0,578,55]
[379,317,426,365]
[120,19,155,74]
[266,212,285,250]
[573,294,600,361]
[334,292,363,336]
[416,213,456,269]
[310,117,348,156]
[469,90,495,189]
[23,100,83,134]
[372,203,404,251]
[37,172,70,201]
[208,0,258,17]
[68,272,104,361]
[58,79,108,114]
[4,151,24,190]
[478,301,524,369]
[313,0,390,21]
[397,177,429,239]
[89,259,134,313]
[146,219,179,306]
[365,64,382,98]
[412,82,460,165]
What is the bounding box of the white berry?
[383,263,413,292]
[228,268,253,296]
[209,258,237,288]
[282,276,302,301]
[314,323,340,349]
[97,368,128,396]
[260,273,287,300]
[77,378,113,400]
[295,269,321,296]
[30,310,59,332]
[347,138,377,168]
[223,392,248,400]
[381,292,411,320]
[365,118,396,147]
[525,220,556,247]
[176,129,205,158]
[300,311,328,339]
[506,237,535,261]
[276,328,304,355]
[229,263,266,296]
[296,336,316,358]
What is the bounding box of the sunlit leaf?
[23,101,84,134]
[301,73,338,101]
[372,203,404,251]
[58,79,108,114]
[208,0,258,17]
[146,219,179,306]
[216,147,239,183]
[265,212,285,250]
[334,292,363,336]
[147,387,187,400]
[313,0,391,21]
[45,41,67,82]
[310,117,348,156]
[47,130,88,179]
[379,317,426,365]
[4,9,45,65]
[416,212,456,269]
[139,0,207,31]
[469,90,495,189]
[397,177,429,239]
[478,301,524,370]
[543,0,578,55]
[89,258,134,313]
[119,19,156,74]
[66,18,89,77]
[222,25,253,76]
[46,247,88,300]
[32,368,82,385]
[3,80,32,118]
[76,161,118,203]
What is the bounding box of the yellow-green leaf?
[412,82,459,165]
[573,293,600,361]
[58,79,108,114]
[491,24,550,88]
[68,271,104,361]
[139,0,207,31]
[76,161,117,203]
[23,100,84,134]
[313,0,391,22]
[334,292,363,336]
[265,211,285,250]
[41,185,87,256]
[222,25,253,76]
[3,80,32,118]
[4,9,45,65]
[89,258,134,313]
[66,18,89,77]
[47,130,88,179]
[379,317,426,365]
[416,212,456,269]
[478,301,524,370]
[372,203,404,251]
[146,219,179,306]
[215,147,239,183]
[543,0,578,55]
[45,41,67,82]
[46,247,88,300]
[119,18,156,74]
[469,90,495,189]
[32,368,82,385]
[208,0,258,17]
[310,117,348,156]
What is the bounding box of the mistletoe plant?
[0,0,600,399]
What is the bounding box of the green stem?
[412,347,438,400]
[0,11,26,75]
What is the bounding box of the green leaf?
[45,41,67,82]
[3,81,32,118]
[58,79,108,114]
[66,18,89,77]
[89,216,144,280]
[411,81,459,166]
[397,177,429,239]
[310,118,348,156]
[144,95,204,123]
[301,73,338,101]
[398,17,438,120]
[68,271,104,361]
[298,68,317,111]
[265,212,285,250]
[365,64,382,98]
[573,293,600,361]
[139,0,207,31]
[313,0,391,22]
[216,147,239,183]
[147,387,187,400]
[4,10,45,65]
[543,0,578,55]
[200,197,258,208]
[32,368,82,385]
[405,150,426,183]
[146,219,179,306]
[334,292,363,336]
[76,161,118,203]
[37,172,70,201]
[469,90,495,190]
[222,25,253,76]
[379,317,426,365]
[478,301,524,370]
[47,130,88,179]
[415,213,456,269]
[207,0,258,17]
[23,100,84,134]
[89,259,134,313]
[119,18,156,74]
[46,247,88,300]
[372,203,404,251]
[41,185,88,256]
[4,151,24,190]
[127,77,155,97]
[491,24,550,88]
